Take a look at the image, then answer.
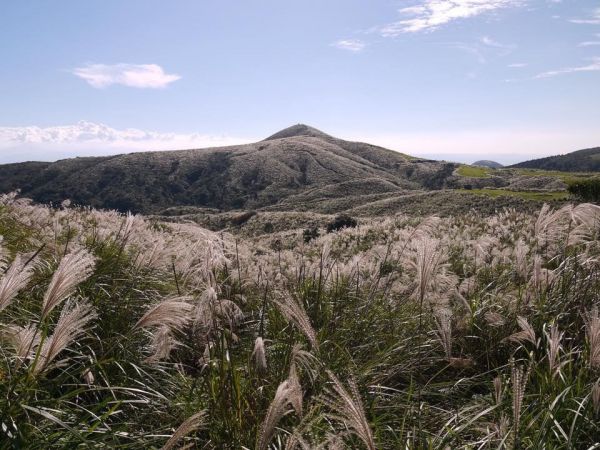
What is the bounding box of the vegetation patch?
[458,188,569,201]
[457,165,490,178]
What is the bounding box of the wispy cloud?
[481,36,513,49]
[379,0,523,35]
[578,41,600,47]
[72,64,181,89]
[443,36,514,64]
[0,121,252,163]
[446,42,487,63]
[569,7,600,24]
[535,57,600,78]
[331,39,366,52]
[508,62,528,67]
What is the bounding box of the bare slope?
[0,125,455,213]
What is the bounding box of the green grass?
[458,188,569,201]
[456,165,490,178]
[510,168,599,184]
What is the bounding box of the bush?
[567,178,600,202]
[326,214,357,233]
[303,226,320,243]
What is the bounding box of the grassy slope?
[3,194,600,448]
[457,165,490,178]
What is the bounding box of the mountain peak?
[264,124,332,141]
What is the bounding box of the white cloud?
[72,64,181,89]
[0,121,253,163]
[380,0,522,35]
[508,62,527,67]
[535,57,600,78]
[331,39,366,52]
[578,41,600,47]
[570,7,600,24]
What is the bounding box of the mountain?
[472,160,503,169]
[511,147,600,172]
[0,124,455,214]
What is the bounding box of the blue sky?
[0,0,599,164]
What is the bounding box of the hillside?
[0,124,454,213]
[511,146,600,172]
[472,160,503,169]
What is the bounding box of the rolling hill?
[0,124,455,213]
[510,147,600,172]
[472,160,503,169]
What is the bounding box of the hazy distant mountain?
[0,124,454,213]
[511,147,600,172]
[472,160,503,169]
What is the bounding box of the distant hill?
[511,147,600,172]
[472,160,503,169]
[0,124,455,214]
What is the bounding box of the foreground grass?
[2,193,600,448]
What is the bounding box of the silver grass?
[510,358,531,440]
[161,410,206,450]
[534,203,569,248]
[288,362,303,418]
[493,376,503,406]
[273,293,318,350]
[146,325,181,363]
[410,237,444,303]
[319,371,375,450]
[34,301,97,375]
[585,307,600,370]
[291,343,320,384]
[256,378,303,450]
[134,297,194,331]
[285,432,346,450]
[506,316,537,347]
[41,250,96,320]
[592,380,600,415]
[2,324,40,359]
[252,336,267,373]
[434,307,453,359]
[544,323,563,377]
[0,255,35,313]
[284,432,312,450]
[485,311,506,327]
[82,367,95,385]
[212,299,244,329]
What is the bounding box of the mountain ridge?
[510,147,600,172]
[0,125,453,213]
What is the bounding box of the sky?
[1,0,599,165]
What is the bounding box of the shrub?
[303,226,320,243]
[326,215,357,233]
[567,178,600,202]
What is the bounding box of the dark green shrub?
[567,178,600,202]
[263,222,274,233]
[326,215,357,233]
[303,226,320,243]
